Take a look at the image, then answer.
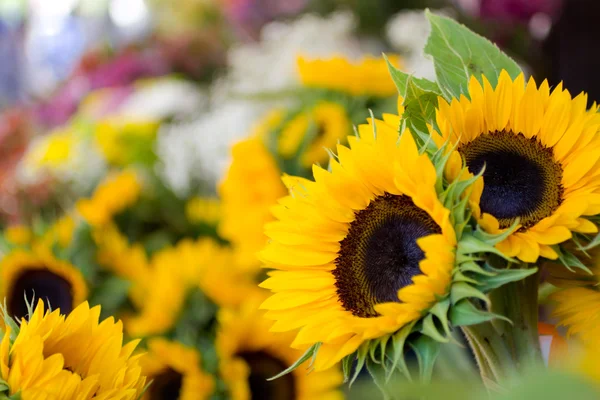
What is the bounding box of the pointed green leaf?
[457,234,517,262]
[349,343,369,386]
[450,299,511,327]
[385,54,441,97]
[477,267,538,292]
[402,76,442,150]
[366,360,393,400]
[410,335,441,382]
[388,321,416,382]
[421,314,450,343]
[341,354,353,383]
[429,299,452,338]
[267,342,320,381]
[460,260,496,277]
[450,282,490,305]
[424,10,521,101]
[582,229,600,250]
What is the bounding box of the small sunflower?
[185,196,221,225]
[259,112,460,370]
[217,297,343,400]
[39,214,76,249]
[4,225,33,246]
[296,54,402,97]
[95,117,159,166]
[77,169,142,226]
[278,101,351,167]
[0,300,147,399]
[219,113,287,269]
[432,71,600,263]
[141,338,214,400]
[0,248,87,320]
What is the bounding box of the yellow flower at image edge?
[0,248,87,321]
[434,71,600,262]
[217,297,343,400]
[296,54,402,97]
[260,110,457,370]
[0,300,147,399]
[219,126,287,269]
[77,170,142,226]
[141,339,214,399]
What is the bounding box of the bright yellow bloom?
[125,239,256,337]
[0,300,147,399]
[219,113,287,269]
[141,339,214,400]
[95,117,159,166]
[217,297,343,400]
[260,102,459,370]
[39,215,76,249]
[4,225,33,246]
[77,170,142,226]
[185,196,221,225]
[0,248,87,321]
[278,101,351,167]
[433,71,600,263]
[25,128,76,168]
[297,54,402,97]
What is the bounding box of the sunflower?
[92,223,151,307]
[4,225,32,246]
[217,297,343,400]
[95,117,159,166]
[185,196,221,225]
[39,215,76,249]
[0,248,87,321]
[259,109,460,370]
[432,71,600,263]
[296,54,402,97]
[278,101,351,167]
[0,300,147,399]
[77,169,142,226]
[219,112,287,269]
[126,238,256,336]
[141,338,214,400]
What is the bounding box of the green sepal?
[472,218,521,246]
[453,271,480,285]
[450,299,511,327]
[410,335,441,382]
[457,234,516,262]
[424,9,521,101]
[349,342,369,386]
[401,77,442,152]
[476,267,538,293]
[421,314,450,343]
[554,246,593,274]
[366,361,393,400]
[387,321,416,382]
[428,299,452,339]
[267,342,320,381]
[384,54,441,98]
[0,378,8,392]
[582,229,600,250]
[1,300,20,341]
[459,260,495,277]
[341,354,353,382]
[450,282,489,305]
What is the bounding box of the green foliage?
[423,10,522,101]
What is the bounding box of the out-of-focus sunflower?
[0,248,87,320]
[141,338,214,400]
[185,196,221,225]
[0,300,147,399]
[219,112,287,269]
[260,107,463,370]
[39,215,76,249]
[76,169,142,226]
[4,224,33,246]
[217,297,343,400]
[278,101,351,167]
[95,118,160,166]
[296,54,402,97]
[432,71,600,263]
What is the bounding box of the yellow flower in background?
[4,225,33,246]
[219,113,287,269]
[92,223,151,307]
[260,110,458,370]
[0,248,87,321]
[141,339,214,400]
[125,238,258,337]
[433,71,600,263]
[217,297,343,400]
[95,117,159,166]
[39,215,76,249]
[278,101,351,167]
[0,300,147,399]
[297,54,402,97]
[186,197,221,225]
[25,128,76,168]
[77,170,142,226]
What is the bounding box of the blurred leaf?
[88,275,131,319]
[424,10,522,101]
[450,299,509,326]
[494,370,600,400]
[410,335,441,382]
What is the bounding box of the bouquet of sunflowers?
[1,9,600,400]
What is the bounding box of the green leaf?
[477,267,538,292]
[366,361,393,400]
[342,354,353,382]
[401,77,442,150]
[450,299,510,326]
[388,321,416,381]
[450,282,489,305]
[267,342,321,381]
[385,55,441,98]
[410,335,441,382]
[88,276,131,318]
[424,10,522,101]
[350,343,369,386]
[421,314,450,343]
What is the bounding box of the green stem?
[462,322,514,385]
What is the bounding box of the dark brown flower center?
[334,193,441,318]
[148,368,183,399]
[237,351,296,400]
[8,269,73,321]
[458,130,564,229]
